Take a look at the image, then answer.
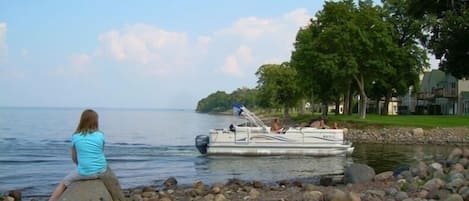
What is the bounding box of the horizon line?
[0,106,195,111]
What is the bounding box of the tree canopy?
[255,62,301,117]
[196,0,465,118]
[408,0,469,79]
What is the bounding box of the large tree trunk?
[344,85,351,115]
[353,73,367,119]
[347,91,353,115]
[321,103,328,117]
[283,105,289,118]
[359,93,367,119]
[335,99,340,115]
[383,91,392,115]
[376,98,380,115]
[299,99,305,115]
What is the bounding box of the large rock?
[58,180,113,201]
[344,163,376,184]
[98,167,126,201]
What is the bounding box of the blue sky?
[0,1,437,109]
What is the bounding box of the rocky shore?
[2,127,468,201]
[116,147,469,201]
[345,127,469,145]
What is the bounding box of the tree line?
[196,0,468,119]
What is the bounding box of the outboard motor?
[195,135,209,154]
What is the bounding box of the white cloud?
[221,45,253,76]
[214,8,310,76]
[51,53,92,77]
[75,8,311,79]
[0,23,7,62]
[283,8,310,27]
[70,54,91,74]
[96,23,204,76]
[222,55,242,76]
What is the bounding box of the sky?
[0,1,439,109]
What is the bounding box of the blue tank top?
[72,131,107,176]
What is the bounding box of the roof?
[420,70,448,92]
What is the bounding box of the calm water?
[0,108,456,199]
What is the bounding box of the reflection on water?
[352,143,455,173]
[193,155,353,184]
[192,144,457,185]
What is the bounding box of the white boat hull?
[196,127,354,156]
[208,144,354,156]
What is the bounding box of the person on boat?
[332,122,338,129]
[270,118,283,133]
[309,116,329,129]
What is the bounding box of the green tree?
[195,91,231,113]
[230,87,258,109]
[291,24,347,117]
[255,62,301,117]
[292,0,396,119]
[377,0,428,114]
[408,0,469,79]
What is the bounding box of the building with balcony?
[412,70,469,115]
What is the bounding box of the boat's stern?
[195,135,210,154]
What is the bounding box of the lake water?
[0,108,457,199]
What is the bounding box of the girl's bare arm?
[71,146,78,165]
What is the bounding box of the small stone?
[248,188,260,199]
[8,191,21,201]
[349,192,361,201]
[430,162,443,172]
[163,177,177,187]
[463,148,469,159]
[214,194,227,201]
[303,184,318,191]
[395,191,408,201]
[319,176,333,186]
[385,187,399,196]
[375,171,394,182]
[452,163,465,173]
[417,190,428,199]
[203,194,215,201]
[327,189,347,201]
[141,191,156,198]
[131,194,143,201]
[458,186,469,201]
[365,190,386,200]
[437,189,452,200]
[422,178,445,191]
[448,148,463,163]
[142,186,155,192]
[412,128,424,136]
[3,196,15,201]
[302,191,323,201]
[159,197,172,201]
[292,180,303,187]
[277,179,289,186]
[252,180,264,188]
[193,180,204,189]
[445,194,464,201]
[211,186,221,194]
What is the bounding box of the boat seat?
[234,126,268,133]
